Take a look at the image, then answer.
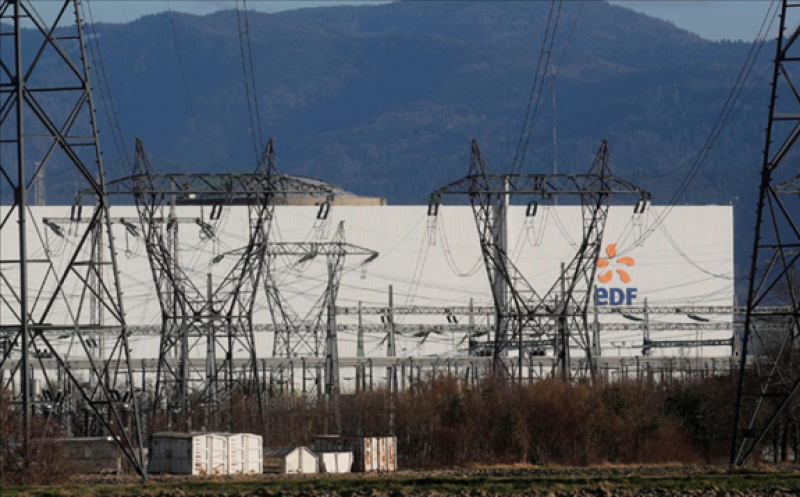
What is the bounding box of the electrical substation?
[2,0,796,481]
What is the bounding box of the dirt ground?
[8,465,800,497]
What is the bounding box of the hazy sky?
[78,1,772,42]
[617,2,775,41]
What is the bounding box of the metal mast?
[731,0,800,466]
[430,140,650,377]
[0,0,144,476]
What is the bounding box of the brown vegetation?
[347,375,737,467]
[0,373,746,484]
[255,374,739,468]
[0,390,68,485]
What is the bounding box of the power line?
[82,0,133,176]
[242,0,265,151]
[511,0,563,174]
[166,2,224,168]
[234,0,263,164]
[617,0,779,256]
[522,0,584,170]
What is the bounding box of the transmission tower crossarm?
[431,173,650,199]
[267,242,378,259]
[101,173,337,198]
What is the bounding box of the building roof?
[263,446,315,458]
[151,432,218,439]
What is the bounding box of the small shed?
[227,433,263,474]
[311,436,396,472]
[58,437,123,474]
[263,446,318,474]
[318,451,353,474]
[148,432,228,475]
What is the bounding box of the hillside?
[41,1,773,277]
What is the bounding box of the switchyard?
[0,0,792,485]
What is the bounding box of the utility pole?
[171,182,189,428]
[14,0,31,461]
[559,262,570,381]
[206,271,217,430]
[468,298,475,356]
[112,140,338,428]
[325,263,340,398]
[387,285,397,435]
[552,65,558,206]
[593,295,601,359]
[357,301,365,358]
[265,224,377,398]
[494,177,509,362]
[325,262,340,434]
[387,285,397,390]
[643,298,651,357]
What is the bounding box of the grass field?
[4,467,800,497]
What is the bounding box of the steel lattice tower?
[0,0,145,476]
[101,140,336,432]
[430,140,650,379]
[732,0,800,466]
[266,221,378,398]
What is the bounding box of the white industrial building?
[0,203,735,385]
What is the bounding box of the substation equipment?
[0,0,745,479]
[89,138,365,432]
[265,222,378,401]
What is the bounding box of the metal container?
[263,446,318,474]
[148,432,228,475]
[58,437,123,475]
[318,451,353,473]
[311,436,396,472]
[226,433,263,475]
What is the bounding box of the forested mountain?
[37,1,774,277]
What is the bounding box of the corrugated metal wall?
[0,204,734,361]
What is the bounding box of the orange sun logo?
[597,243,635,284]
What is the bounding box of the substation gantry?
[334,304,747,357]
[91,139,337,432]
[732,0,800,466]
[429,140,650,380]
[264,222,378,434]
[265,222,378,400]
[0,0,146,477]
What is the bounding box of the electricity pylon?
[731,0,800,466]
[100,139,335,431]
[0,0,145,476]
[430,140,650,379]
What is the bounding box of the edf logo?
[595,243,638,306]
